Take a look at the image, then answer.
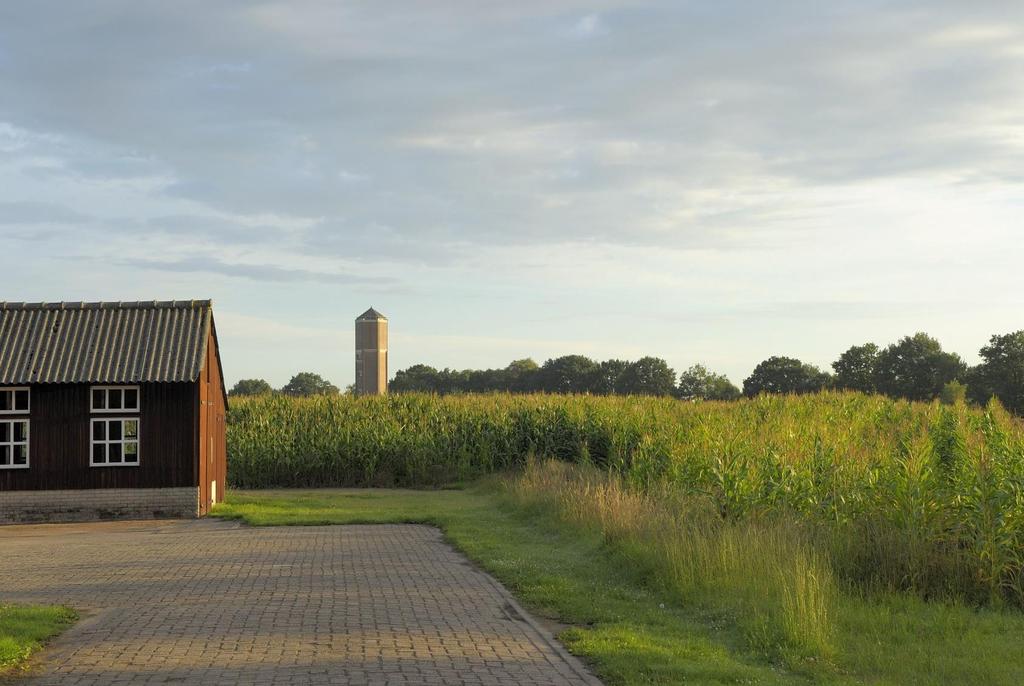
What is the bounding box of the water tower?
[355,308,388,395]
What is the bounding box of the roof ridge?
[0,300,213,311]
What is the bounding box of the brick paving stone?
[0,520,601,686]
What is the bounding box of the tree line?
[390,356,720,398]
[388,356,741,399]
[747,330,1024,414]
[388,330,1024,414]
[228,329,1024,415]
[229,372,340,398]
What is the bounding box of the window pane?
[124,388,138,410]
[0,422,8,442]
[0,391,10,412]
[93,389,106,410]
[93,421,106,441]
[109,421,122,441]
[108,389,123,410]
[14,390,28,411]
[13,444,27,465]
[123,420,138,439]
[109,443,122,463]
[93,443,106,463]
[124,442,138,463]
[13,421,26,442]
[0,445,9,465]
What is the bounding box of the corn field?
[228,391,1024,607]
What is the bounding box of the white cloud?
[927,24,1020,46]
[571,13,608,38]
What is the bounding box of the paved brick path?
[0,520,600,685]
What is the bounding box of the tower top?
[356,307,387,322]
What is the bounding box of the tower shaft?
[355,309,388,395]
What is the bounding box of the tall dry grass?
[505,460,836,661]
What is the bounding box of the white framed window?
[91,418,140,467]
[0,419,29,469]
[0,387,30,414]
[91,386,140,413]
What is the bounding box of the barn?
[0,300,227,523]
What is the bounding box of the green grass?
[213,485,1024,686]
[838,595,1024,685]
[0,604,77,675]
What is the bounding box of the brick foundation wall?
[0,487,200,523]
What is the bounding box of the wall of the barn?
[196,325,227,515]
[0,382,198,492]
[0,487,199,523]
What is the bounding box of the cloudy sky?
[2,1,1022,388]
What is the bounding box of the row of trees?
[395,357,667,397]
[387,354,757,403]
[391,356,742,400]
[228,361,736,401]
[389,330,1024,414]
[229,372,340,397]
[742,331,1024,414]
[228,330,1024,415]
[231,359,740,401]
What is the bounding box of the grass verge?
[214,484,1024,686]
[0,604,77,676]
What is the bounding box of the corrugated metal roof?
[357,307,386,321]
[0,300,213,384]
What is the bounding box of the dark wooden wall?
[196,325,227,514]
[0,382,198,491]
